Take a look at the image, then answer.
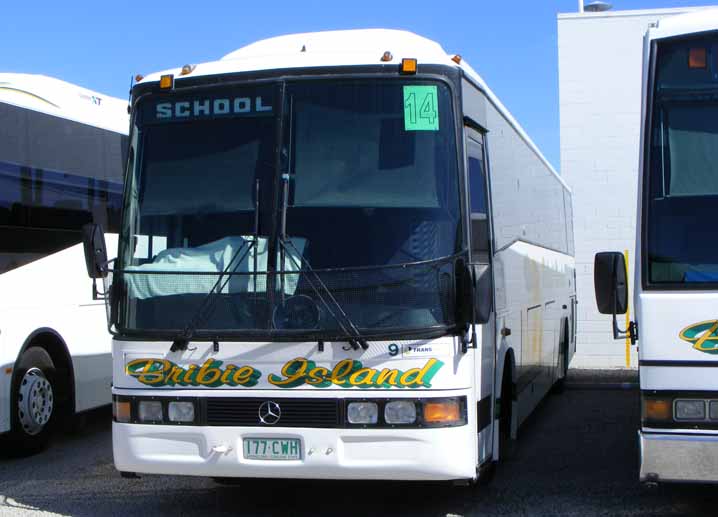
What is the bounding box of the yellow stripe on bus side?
[624,249,631,368]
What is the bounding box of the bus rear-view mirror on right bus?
[594,251,628,316]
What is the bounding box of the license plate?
[243,438,301,460]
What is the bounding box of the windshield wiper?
[170,180,262,353]
[277,170,369,351]
[278,238,369,351]
[169,239,254,352]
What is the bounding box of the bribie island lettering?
[267,357,444,389]
[125,357,444,389]
[126,359,261,387]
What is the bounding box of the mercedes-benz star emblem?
[258,401,281,425]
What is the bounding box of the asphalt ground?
[2,369,718,516]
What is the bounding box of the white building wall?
[557,7,709,369]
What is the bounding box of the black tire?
[498,365,516,461]
[2,347,58,456]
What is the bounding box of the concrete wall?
[557,7,707,368]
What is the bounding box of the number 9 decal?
[388,344,399,357]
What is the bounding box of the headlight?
[168,401,195,423]
[347,402,378,424]
[138,400,163,422]
[710,401,718,420]
[384,401,417,424]
[675,400,706,421]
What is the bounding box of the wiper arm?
[171,180,262,353]
[170,239,255,352]
[278,238,369,351]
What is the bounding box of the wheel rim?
[17,367,54,436]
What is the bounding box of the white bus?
[0,74,128,454]
[84,29,576,484]
[594,10,718,484]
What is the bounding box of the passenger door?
[466,128,496,464]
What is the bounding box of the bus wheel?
[4,347,58,456]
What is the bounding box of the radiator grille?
[205,398,341,428]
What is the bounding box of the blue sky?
[3,1,718,170]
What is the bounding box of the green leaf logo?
[679,320,718,354]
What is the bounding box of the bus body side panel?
[480,88,575,428]
[0,90,127,435]
[639,292,718,383]
[0,239,116,430]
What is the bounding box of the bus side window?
[467,138,490,263]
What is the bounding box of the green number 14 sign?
[403,85,439,131]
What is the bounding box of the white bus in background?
[0,74,128,455]
[84,29,576,484]
[595,10,718,484]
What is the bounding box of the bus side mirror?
[594,251,627,315]
[473,264,492,324]
[82,223,108,279]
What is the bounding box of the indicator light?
[159,74,174,90]
[642,398,672,422]
[423,399,461,424]
[113,400,131,423]
[689,47,707,69]
[401,58,418,74]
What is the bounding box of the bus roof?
[0,73,128,135]
[137,29,565,189]
[648,8,718,41]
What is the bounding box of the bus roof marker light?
[689,48,707,69]
[180,64,196,76]
[134,74,144,83]
[401,58,417,74]
[451,54,462,64]
[381,51,393,62]
[159,74,174,90]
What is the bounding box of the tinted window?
[646,36,718,284]
[467,137,490,262]
[0,160,122,274]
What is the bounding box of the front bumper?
[113,420,477,481]
[640,430,718,483]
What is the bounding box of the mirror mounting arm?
[612,312,638,345]
[460,324,477,354]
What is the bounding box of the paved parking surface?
[2,371,718,516]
